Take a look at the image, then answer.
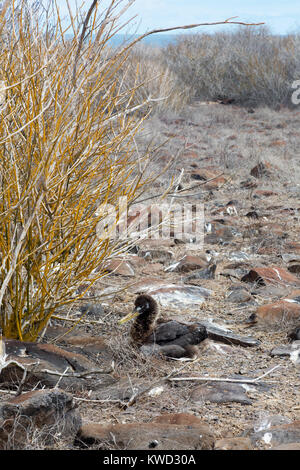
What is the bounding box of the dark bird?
[118,294,207,359]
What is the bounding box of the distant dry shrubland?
[162,27,300,108]
[127,26,300,110]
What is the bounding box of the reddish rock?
[76,420,214,450]
[165,254,209,273]
[0,389,81,449]
[183,150,199,159]
[269,140,286,147]
[215,437,252,450]
[241,266,300,287]
[250,161,273,178]
[104,259,135,276]
[253,300,300,323]
[254,190,278,197]
[190,168,226,189]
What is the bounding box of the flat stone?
[104,259,135,276]
[281,253,300,263]
[75,421,214,450]
[255,300,300,324]
[228,251,250,262]
[198,320,260,347]
[200,339,251,357]
[241,266,300,287]
[251,420,300,448]
[226,287,252,303]
[0,389,81,449]
[271,443,300,450]
[215,437,252,450]
[191,382,253,405]
[270,341,300,364]
[184,264,216,281]
[165,254,209,273]
[131,278,211,309]
[1,338,114,392]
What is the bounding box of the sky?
[59,0,300,35]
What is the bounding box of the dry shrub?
[115,43,190,112]
[164,26,300,107]
[0,0,160,341]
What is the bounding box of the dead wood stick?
[73,396,126,406]
[40,362,115,378]
[51,315,104,325]
[135,173,225,204]
[126,358,200,407]
[168,365,281,384]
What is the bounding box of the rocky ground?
[1,101,300,450]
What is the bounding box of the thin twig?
[54,366,70,389]
[168,365,281,384]
[51,315,104,325]
[73,396,126,406]
[126,358,200,407]
[40,363,115,378]
[135,173,225,204]
[73,0,99,87]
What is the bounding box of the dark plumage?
[119,294,207,359]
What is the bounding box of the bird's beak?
[118,307,139,325]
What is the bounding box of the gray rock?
[250,420,300,448]
[197,320,260,347]
[0,389,81,449]
[191,382,253,405]
[226,287,252,303]
[184,264,216,281]
[1,338,114,392]
[79,303,104,317]
[270,341,300,363]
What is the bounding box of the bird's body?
[119,294,207,359]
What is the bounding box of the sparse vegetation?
[163,26,300,107]
[0,0,157,341]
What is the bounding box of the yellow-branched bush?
[0,0,155,341]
